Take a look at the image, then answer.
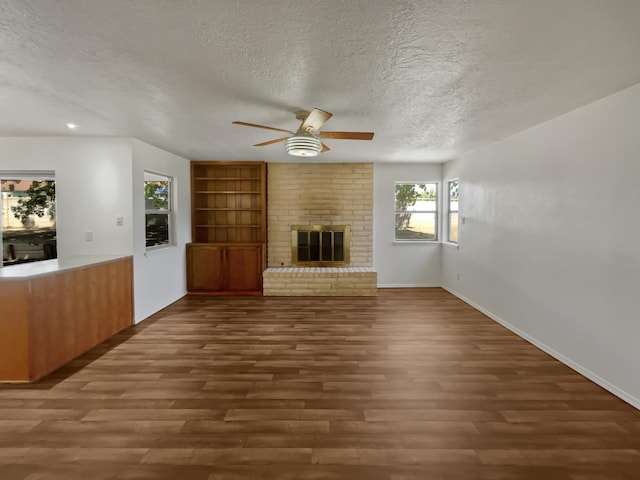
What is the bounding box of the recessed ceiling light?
[66,123,78,130]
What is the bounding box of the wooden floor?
[1,288,639,479]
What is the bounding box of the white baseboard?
[442,284,640,411]
[377,283,442,288]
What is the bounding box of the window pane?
[145,213,169,247]
[395,183,437,211]
[2,179,57,266]
[145,181,169,210]
[449,180,458,199]
[449,212,459,243]
[412,199,437,213]
[144,173,172,249]
[395,212,436,241]
[448,180,459,243]
[449,180,459,211]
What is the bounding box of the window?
[1,172,56,267]
[394,182,438,241]
[448,179,459,243]
[144,172,171,248]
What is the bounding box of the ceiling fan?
[232,108,374,157]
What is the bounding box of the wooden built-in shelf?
[188,161,267,294]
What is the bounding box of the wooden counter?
[0,255,133,382]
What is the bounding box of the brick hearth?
[263,267,377,296]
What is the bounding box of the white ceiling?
[1,1,640,163]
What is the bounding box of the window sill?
[144,244,173,255]
[393,240,440,245]
[392,241,459,249]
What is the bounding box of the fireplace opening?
[291,225,350,266]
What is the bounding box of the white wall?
[442,83,640,408]
[374,162,442,287]
[0,136,192,325]
[131,139,191,323]
[0,137,134,257]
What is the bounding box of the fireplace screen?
[291,225,350,266]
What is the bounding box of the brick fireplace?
[263,163,377,296]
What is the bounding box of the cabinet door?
[187,244,224,292]
[225,245,262,292]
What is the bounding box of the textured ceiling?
[1,0,640,163]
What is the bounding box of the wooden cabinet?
[226,245,263,292]
[187,161,266,295]
[186,244,224,292]
[186,243,263,293]
[0,256,133,382]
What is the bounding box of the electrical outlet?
[116,215,124,226]
[456,273,461,280]
[85,231,93,242]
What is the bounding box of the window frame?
[447,179,459,244]
[394,181,439,243]
[144,171,173,250]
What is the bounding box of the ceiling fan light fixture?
[285,135,322,157]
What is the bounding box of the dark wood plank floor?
[1,288,639,479]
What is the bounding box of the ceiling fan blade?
[254,137,289,147]
[321,143,331,153]
[318,131,374,140]
[300,108,333,133]
[232,121,293,134]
